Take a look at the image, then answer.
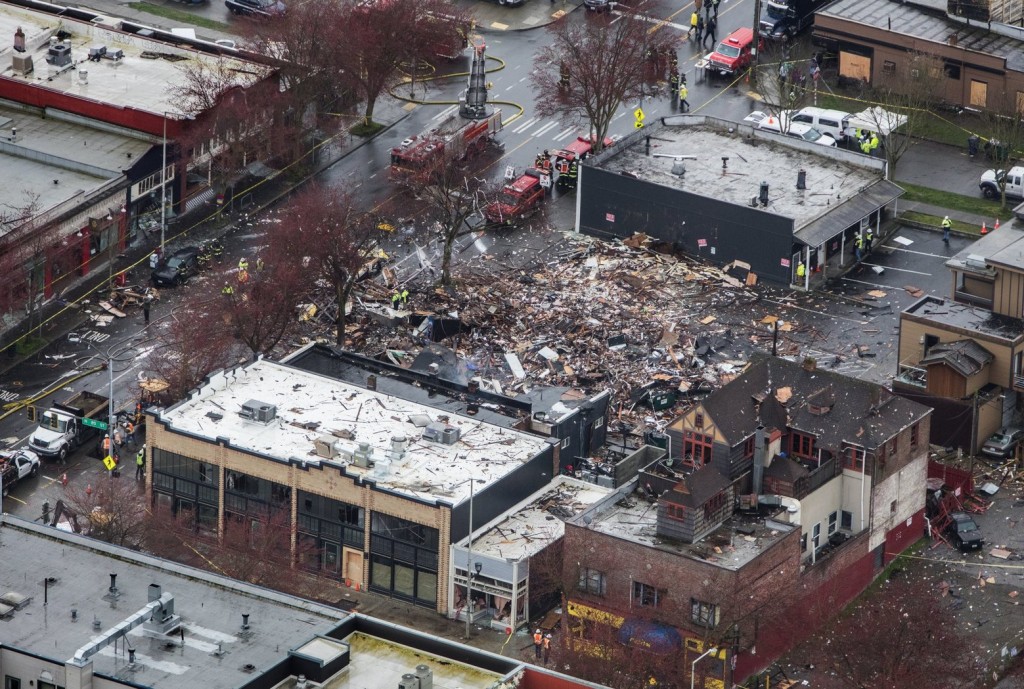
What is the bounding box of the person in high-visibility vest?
[942,215,952,244]
[222,283,234,297]
[102,434,111,454]
[854,234,864,262]
[533,630,543,659]
[669,72,680,107]
[679,84,690,112]
[865,228,874,253]
[796,262,806,282]
[688,10,698,38]
[238,257,249,272]
[255,257,265,272]
[136,445,146,480]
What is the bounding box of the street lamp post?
[462,477,485,639]
[83,340,117,472]
[160,112,169,251]
[690,647,719,689]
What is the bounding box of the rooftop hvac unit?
[422,423,460,445]
[337,447,354,464]
[352,443,374,468]
[415,665,433,689]
[965,254,987,269]
[399,674,420,689]
[45,40,71,67]
[11,53,33,75]
[387,435,409,461]
[240,399,277,423]
[88,45,107,61]
[314,435,338,459]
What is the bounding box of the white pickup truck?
[1,448,40,495]
[980,166,1024,200]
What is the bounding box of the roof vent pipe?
[241,613,250,630]
[797,169,806,190]
[109,573,118,595]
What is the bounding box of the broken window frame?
[743,435,755,459]
[910,423,920,449]
[578,567,607,596]
[633,581,666,607]
[842,444,865,471]
[703,491,727,520]
[682,431,713,468]
[690,598,719,628]
[665,503,687,521]
[789,431,814,458]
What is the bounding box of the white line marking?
[553,127,576,141]
[861,263,931,276]
[883,246,952,259]
[533,121,560,137]
[431,105,458,121]
[512,117,539,134]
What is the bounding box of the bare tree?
[788,574,980,689]
[60,478,149,548]
[287,184,379,345]
[862,52,943,178]
[149,296,238,400]
[401,156,494,287]
[978,91,1024,209]
[755,43,817,135]
[531,3,675,154]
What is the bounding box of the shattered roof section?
[581,483,796,570]
[919,339,994,378]
[704,353,931,449]
[468,477,612,561]
[158,358,551,504]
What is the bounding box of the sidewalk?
[0,95,414,380]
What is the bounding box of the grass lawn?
[898,210,983,235]
[350,121,385,138]
[896,181,1014,221]
[127,2,230,31]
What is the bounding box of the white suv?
[788,107,852,143]
[744,111,837,147]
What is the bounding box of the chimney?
[752,424,766,496]
[14,26,25,52]
[802,357,817,372]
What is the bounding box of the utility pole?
[751,0,762,77]
[968,392,979,478]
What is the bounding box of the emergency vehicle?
[484,169,546,224]
[551,135,618,188]
[389,109,503,180]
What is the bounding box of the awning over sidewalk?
[794,179,904,247]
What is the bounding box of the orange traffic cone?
[981,222,988,235]
[994,218,1000,231]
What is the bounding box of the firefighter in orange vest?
[533,629,543,659]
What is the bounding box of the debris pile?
[303,233,825,429]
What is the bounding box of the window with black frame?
[297,491,366,573]
[152,448,219,531]
[369,513,439,607]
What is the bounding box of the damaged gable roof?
[919,339,994,378]
[662,466,731,508]
[701,353,931,449]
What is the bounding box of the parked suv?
[981,426,1024,459]
[789,107,851,143]
[707,27,759,76]
[151,247,201,287]
[225,0,286,17]
[945,512,984,552]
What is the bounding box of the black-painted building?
[577,116,903,288]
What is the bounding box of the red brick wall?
[884,507,924,564]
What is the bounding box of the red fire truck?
[484,169,546,224]
[389,109,503,180]
[552,135,618,188]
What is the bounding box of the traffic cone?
[994,218,1000,231]
[981,222,988,235]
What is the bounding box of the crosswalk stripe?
[512,116,539,134]
[533,121,560,137]
[553,127,576,141]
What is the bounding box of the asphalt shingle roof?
[702,353,931,450]
[919,339,994,378]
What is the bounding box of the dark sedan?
[946,512,984,552]
[151,247,201,287]
[225,0,286,17]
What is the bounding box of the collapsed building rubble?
[295,232,837,436]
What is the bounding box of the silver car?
[981,426,1024,459]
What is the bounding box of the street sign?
[82,417,108,431]
[103,455,116,471]
[634,121,644,129]
[634,108,645,122]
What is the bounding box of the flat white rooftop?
[596,122,881,227]
[159,359,552,504]
[0,3,265,117]
[467,477,612,561]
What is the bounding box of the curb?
[473,1,581,33]
[0,108,414,381]
[896,218,980,240]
